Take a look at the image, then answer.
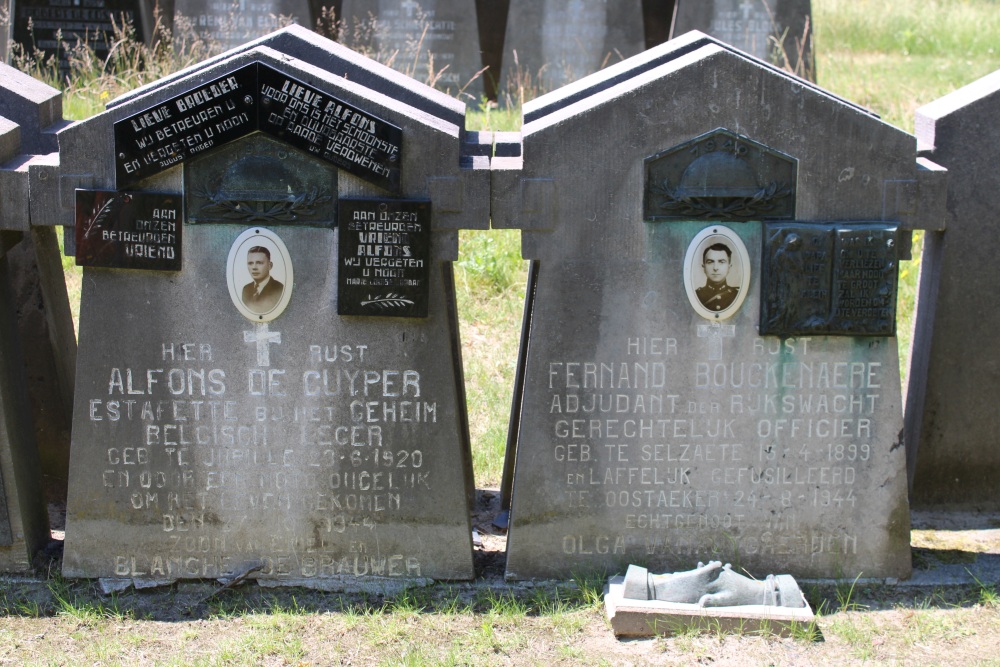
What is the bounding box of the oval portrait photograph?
[683,225,750,321]
[226,227,293,322]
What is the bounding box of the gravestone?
[53,26,488,583]
[906,69,1000,509]
[0,95,52,572]
[11,0,149,74]
[493,32,931,580]
[672,0,814,80]
[0,64,76,503]
[337,0,486,101]
[498,0,645,97]
[173,0,312,50]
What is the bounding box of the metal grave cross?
[244,322,282,367]
[697,322,736,361]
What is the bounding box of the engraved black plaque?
[13,0,143,73]
[644,128,796,221]
[258,67,402,193]
[75,190,182,271]
[115,65,259,188]
[760,222,898,336]
[115,63,403,192]
[338,199,431,318]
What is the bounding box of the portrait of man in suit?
[241,245,284,314]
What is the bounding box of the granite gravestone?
[55,27,488,584]
[493,33,923,581]
[337,0,485,101]
[12,0,149,74]
[173,0,312,50]
[498,0,645,97]
[0,83,52,572]
[0,64,76,505]
[672,0,814,80]
[906,70,1000,509]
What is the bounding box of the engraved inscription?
[75,191,182,271]
[338,199,432,318]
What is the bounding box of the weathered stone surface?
[672,0,814,79]
[60,32,487,583]
[495,35,914,581]
[173,0,312,50]
[498,0,645,96]
[908,69,1000,509]
[0,64,76,504]
[337,0,486,101]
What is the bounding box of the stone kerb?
[907,69,1000,509]
[493,37,919,581]
[59,35,488,584]
[0,112,51,573]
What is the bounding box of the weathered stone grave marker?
[499,0,646,96]
[906,69,1000,509]
[337,0,486,101]
[0,70,57,572]
[672,0,814,79]
[173,0,313,50]
[55,26,488,584]
[493,33,934,580]
[12,0,151,73]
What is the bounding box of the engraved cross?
[740,0,756,19]
[697,322,736,361]
[244,323,281,367]
[401,0,419,17]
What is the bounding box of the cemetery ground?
[4,0,1000,664]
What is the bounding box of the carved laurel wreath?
[361,293,415,309]
[650,179,792,219]
[193,186,332,222]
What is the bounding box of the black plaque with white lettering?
[115,63,403,192]
[338,199,431,318]
[258,66,402,193]
[760,222,897,336]
[115,65,259,188]
[75,190,183,271]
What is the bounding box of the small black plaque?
[645,128,796,221]
[258,66,402,193]
[115,65,259,188]
[75,190,182,271]
[338,199,431,318]
[760,222,897,336]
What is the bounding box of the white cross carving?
[697,322,736,361]
[401,0,419,17]
[244,322,281,367]
[740,0,756,20]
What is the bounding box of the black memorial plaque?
[75,190,183,271]
[115,65,259,188]
[258,67,402,193]
[644,128,796,222]
[13,0,144,73]
[760,222,898,336]
[115,64,403,192]
[338,198,431,318]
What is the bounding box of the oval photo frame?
[683,225,750,321]
[226,227,293,322]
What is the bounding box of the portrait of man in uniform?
[696,242,739,312]
[241,245,285,314]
